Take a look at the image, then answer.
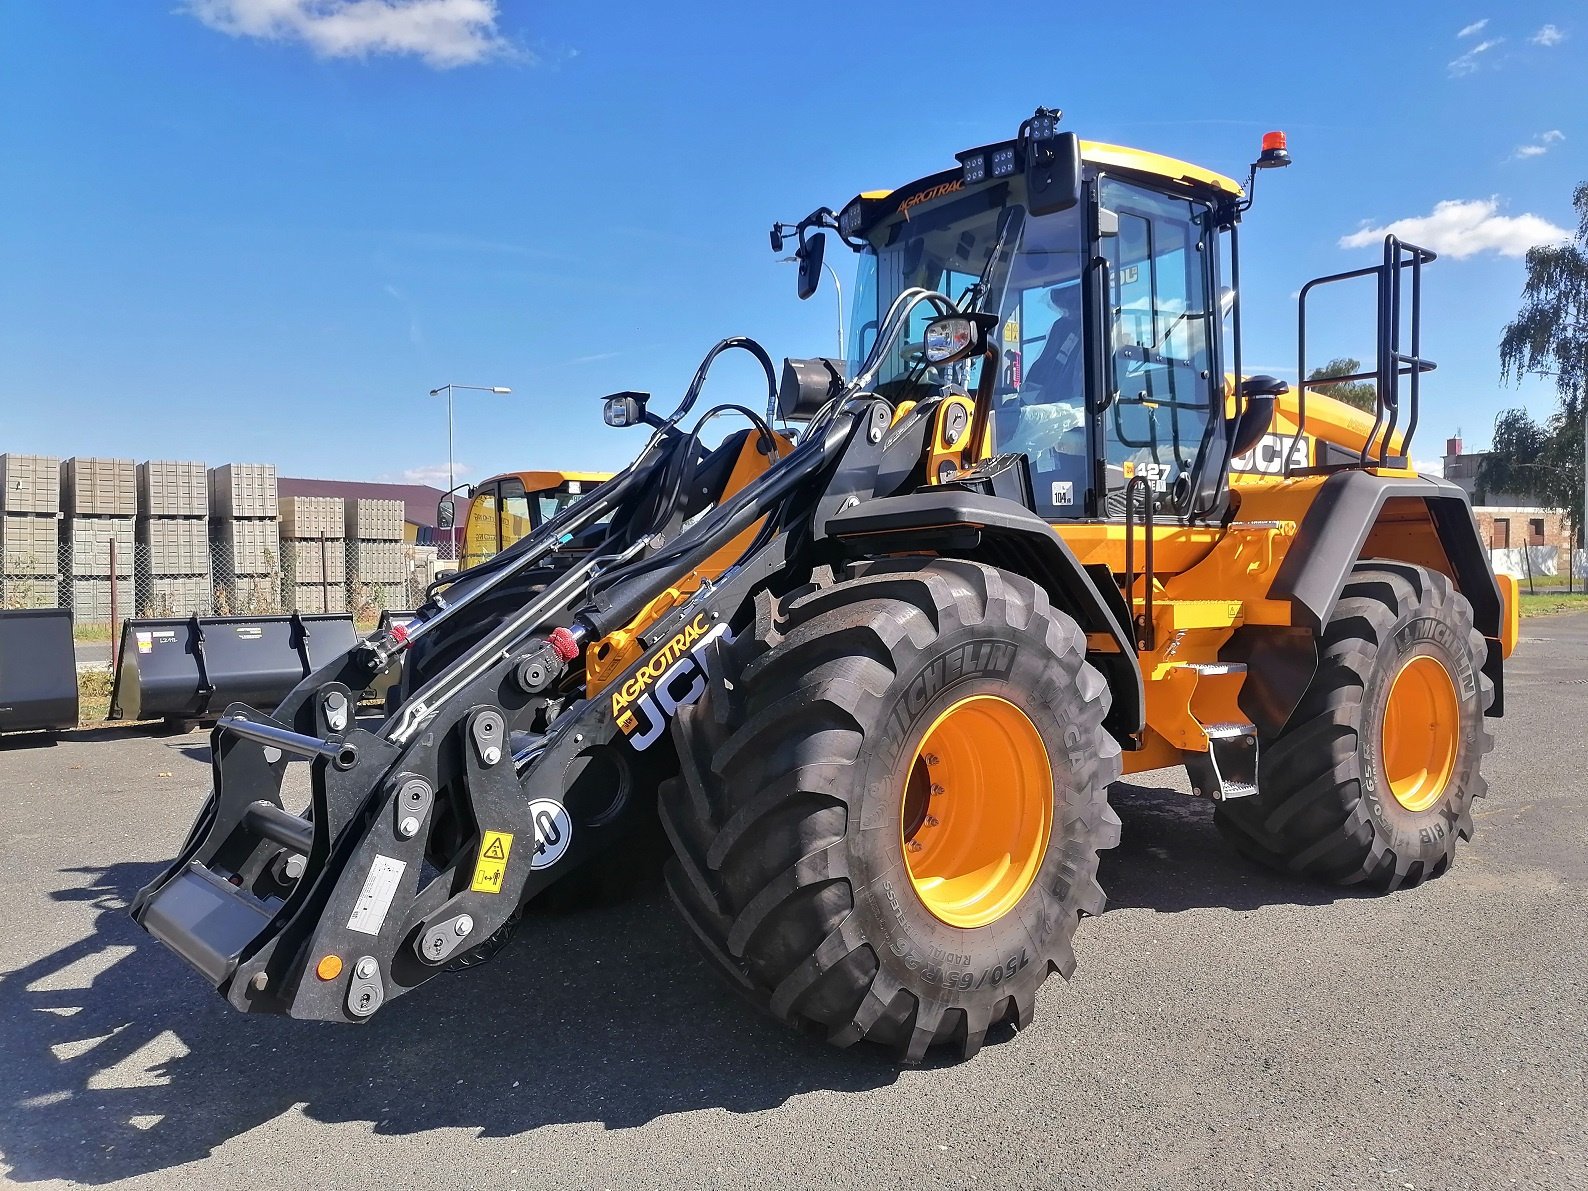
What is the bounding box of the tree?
[1493,181,1588,547]
[1306,357,1377,412]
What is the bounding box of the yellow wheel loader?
[129,110,1515,1063]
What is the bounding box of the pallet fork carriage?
[130,110,1513,1061]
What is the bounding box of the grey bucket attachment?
[0,608,79,735]
[110,613,359,723]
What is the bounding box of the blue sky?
[1,0,1580,485]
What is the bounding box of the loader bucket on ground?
[0,608,78,735]
[110,614,359,722]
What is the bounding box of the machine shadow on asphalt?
[0,776,1351,1186]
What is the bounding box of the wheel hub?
[900,695,1053,928]
[1381,654,1460,812]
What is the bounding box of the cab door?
[1096,176,1223,519]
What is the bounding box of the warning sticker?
[470,830,514,894]
[1052,481,1074,507]
[347,855,406,935]
[136,631,153,655]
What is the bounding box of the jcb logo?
[1231,433,1309,475]
[614,621,733,751]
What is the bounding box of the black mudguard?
[824,490,1145,742]
[1262,469,1505,720]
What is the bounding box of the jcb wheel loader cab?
[1216,563,1493,888]
[843,141,1243,523]
[662,558,1120,1062]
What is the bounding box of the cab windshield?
[849,176,1090,516]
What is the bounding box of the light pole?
[428,382,512,500]
[780,256,845,359]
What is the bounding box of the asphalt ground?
[1,617,1584,1190]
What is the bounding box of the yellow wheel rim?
[1381,655,1461,813]
[900,695,1053,929]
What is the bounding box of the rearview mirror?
[437,497,455,529]
[922,313,999,365]
[1027,130,1082,217]
[797,232,827,301]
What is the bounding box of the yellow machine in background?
[460,470,611,567]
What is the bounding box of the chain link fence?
[0,534,442,639]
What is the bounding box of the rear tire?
[661,558,1121,1062]
[1216,562,1493,890]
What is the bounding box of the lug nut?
[924,754,939,766]
[930,783,945,796]
[924,815,939,827]
[908,841,923,852]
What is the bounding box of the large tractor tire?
[660,558,1122,1063]
[1217,562,1493,890]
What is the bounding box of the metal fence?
[0,536,443,635]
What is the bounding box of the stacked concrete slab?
[280,495,347,613]
[136,460,210,617]
[61,457,136,625]
[344,498,406,611]
[0,453,61,608]
[209,463,281,613]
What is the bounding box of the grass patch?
[1520,592,1588,618]
[78,668,115,724]
[72,624,113,643]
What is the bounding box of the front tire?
[660,558,1121,1062]
[1216,562,1493,889]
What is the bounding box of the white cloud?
[1340,198,1569,259]
[1457,18,1489,37]
[1448,36,1503,75]
[1412,458,1446,478]
[1513,130,1566,159]
[401,463,471,484]
[1530,23,1566,46]
[183,0,514,69]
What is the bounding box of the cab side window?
[499,477,533,551]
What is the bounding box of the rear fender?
[1266,470,1505,718]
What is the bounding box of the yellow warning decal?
[470,830,514,894]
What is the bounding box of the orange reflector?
[1262,130,1288,151]
[315,954,343,981]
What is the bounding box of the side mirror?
[921,313,999,365]
[602,390,651,427]
[437,497,456,529]
[770,224,785,253]
[1027,130,1082,217]
[796,232,827,301]
[1229,375,1288,458]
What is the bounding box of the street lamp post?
[427,382,513,500]
[780,256,845,359]
[428,382,511,557]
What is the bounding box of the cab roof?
[850,139,1243,217]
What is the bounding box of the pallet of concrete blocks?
[208,463,278,520]
[61,457,137,518]
[280,495,344,540]
[138,519,209,576]
[345,537,404,585]
[68,576,135,625]
[139,575,211,618]
[66,516,135,579]
[212,517,281,578]
[0,511,59,579]
[0,576,60,608]
[138,461,208,518]
[0,453,61,515]
[288,584,348,615]
[344,498,405,542]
